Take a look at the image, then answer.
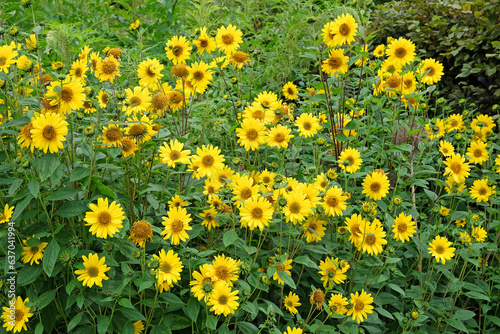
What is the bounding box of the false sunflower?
[161,207,192,245]
[30,112,69,153]
[74,253,111,288]
[84,198,125,239]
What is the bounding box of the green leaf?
[67,313,83,331]
[169,315,191,330]
[8,179,23,196]
[119,308,146,321]
[97,315,111,334]
[343,120,357,130]
[223,229,238,247]
[238,322,259,334]
[56,200,88,218]
[424,189,438,202]
[93,178,117,198]
[294,255,319,269]
[69,167,90,182]
[376,307,394,319]
[11,195,33,222]
[38,154,60,182]
[43,240,60,277]
[46,188,79,201]
[28,180,40,198]
[118,298,135,309]
[277,270,296,289]
[453,309,475,321]
[242,302,259,320]
[206,315,217,330]
[17,264,43,285]
[185,297,200,322]
[464,291,490,301]
[35,323,44,334]
[35,290,57,310]
[445,318,468,332]
[0,116,31,128]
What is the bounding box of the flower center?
[146,66,156,77]
[303,122,312,130]
[152,93,168,110]
[133,221,152,238]
[246,129,259,140]
[426,66,435,76]
[88,266,99,277]
[170,150,181,160]
[15,309,24,321]
[478,187,487,195]
[172,45,183,57]
[199,39,208,48]
[215,267,229,280]
[370,182,381,192]
[252,110,264,119]
[0,57,6,66]
[75,68,82,77]
[365,235,376,245]
[251,207,263,219]
[98,212,112,225]
[346,156,355,166]
[328,57,342,69]
[435,245,444,254]
[474,149,482,158]
[161,262,171,273]
[287,87,294,95]
[101,93,109,104]
[289,202,301,214]
[232,51,248,63]
[105,128,122,141]
[449,162,462,174]
[222,34,234,45]
[404,79,413,88]
[129,96,141,107]
[274,133,285,143]
[202,281,214,293]
[30,246,39,254]
[102,58,117,74]
[327,196,339,208]
[61,87,73,102]
[397,223,407,233]
[354,299,364,311]
[193,71,204,81]
[171,220,184,232]
[202,155,214,167]
[386,76,400,89]
[218,295,228,305]
[339,23,350,36]
[129,124,145,136]
[42,125,56,140]
[240,188,252,200]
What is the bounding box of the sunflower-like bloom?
[295,113,322,138]
[284,292,301,316]
[126,114,156,144]
[236,118,267,151]
[84,198,125,238]
[74,253,111,287]
[0,204,15,224]
[362,171,390,201]
[46,79,85,114]
[386,37,415,68]
[243,102,273,124]
[1,296,33,332]
[209,254,241,286]
[21,236,48,265]
[191,145,225,178]
[70,58,88,83]
[319,257,347,289]
[322,186,347,217]
[200,207,219,230]
[439,140,454,157]
[191,264,220,301]
[272,258,293,285]
[284,327,303,334]
[419,58,444,85]
[329,13,358,46]
[255,91,280,111]
[138,58,164,89]
[17,120,36,152]
[471,114,496,133]
[207,283,239,316]
[283,82,298,100]
[229,51,251,69]
[239,195,274,231]
[358,222,387,256]
[129,220,153,247]
[443,153,470,184]
[322,49,349,76]
[373,44,385,58]
[194,27,216,54]
[471,226,487,243]
[428,235,455,264]
[26,34,37,51]
[187,61,213,94]
[101,122,123,147]
[467,140,489,165]
[301,215,326,243]
[30,112,68,153]
[469,179,495,203]
[283,190,312,224]
[96,55,121,82]
[0,44,18,73]
[346,213,367,246]
[97,90,110,108]
[401,71,417,95]
[161,207,192,245]
[347,290,374,324]
[392,212,416,242]
[159,139,191,167]
[165,35,192,64]
[329,294,349,315]
[338,147,362,173]
[266,124,293,149]
[216,24,243,54]
[151,249,183,287]
[123,86,151,116]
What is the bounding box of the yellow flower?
[168,195,189,208]
[392,213,416,242]
[346,213,367,246]
[129,19,140,31]
[362,171,390,201]
[191,145,225,178]
[295,113,322,138]
[129,220,153,247]
[373,44,385,58]
[460,231,471,244]
[194,27,216,54]
[165,35,192,64]
[301,215,326,243]
[84,198,125,239]
[207,283,239,316]
[255,91,280,111]
[137,58,164,90]
[236,118,267,151]
[439,140,454,157]
[0,204,15,224]
[319,257,346,288]
[266,124,293,149]
[338,147,362,173]
[322,186,347,217]
[446,114,463,132]
[25,34,37,51]
[239,195,274,231]
[21,236,48,265]
[283,191,312,224]
[70,58,88,83]
[151,249,183,286]
[96,55,121,82]
[443,153,470,184]
[74,253,111,287]
[284,327,303,334]
[386,37,416,67]
[283,82,298,100]
[469,178,495,203]
[187,61,213,94]
[419,58,444,85]
[1,296,33,332]
[209,254,240,286]
[284,292,301,315]
[467,140,489,165]
[123,86,151,116]
[30,112,69,153]
[97,90,110,108]
[216,24,243,54]
[46,78,86,114]
[161,207,192,245]
[101,122,123,147]
[329,13,358,46]
[272,258,293,285]
[358,222,387,255]
[439,206,449,217]
[346,289,374,324]
[0,44,18,73]
[133,320,144,334]
[200,207,219,230]
[329,294,349,315]
[428,235,455,264]
[126,114,156,144]
[229,51,251,69]
[322,48,349,76]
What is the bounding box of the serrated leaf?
[67,313,83,331]
[46,188,79,201]
[38,154,60,182]
[277,270,296,289]
[56,200,88,218]
[28,180,40,198]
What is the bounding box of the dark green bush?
[369,0,500,114]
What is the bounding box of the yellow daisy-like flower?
[0,44,18,73]
[129,220,153,248]
[419,58,444,85]
[439,205,450,217]
[321,21,337,47]
[362,171,390,201]
[200,207,219,230]
[129,19,140,31]
[123,86,151,116]
[89,52,101,73]
[133,320,144,334]
[346,213,367,246]
[26,34,37,51]
[373,44,385,58]
[471,226,487,242]
[21,236,48,265]
[190,264,219,302]
[358,222,387,256]
[471,114,496,133]
[467,140,489,165]
[283,82,298,100]
[322,48,349,76]
[165,35,192,64]
[428,235,455,264]
[284,292,301,315]
[229,51,251,69]
[301,215,326,243]
[166,90,186,112]
[0,204,15,224]
[138,58,164,90]
[84,198,125,239]
[236,118,267,151]
[207,283,240,316]
[284,327,303,334]
[315,173,329,192]
[319,257,346,289]
[347,290,374,324]
[266,124,293,149]
[216,24,243,54]
[443,153,470,184]
[297,182,321,208]
[338,147,362,173]
[159,139,191,167]
[243,102,274,124]
[209,254,241,286]
[439,140,454,157]
[17,121,35,152]
[151,249,184,286]
[392,213,416,242]
[194,27,216,54]
[30,112,68,154]
[239,195,274,231]
[74,253,111,288]
[272,258,293,285]
[469,179,495,203]
[96,55,121,82]
[161,207,192,245]
[191,145,225,178]
[168,195,189,208]
[330,13,358,46]
[1,296,33,333]
[187,61,213,94]
[460,231,471,244]
[329,294,349,315]
[97,90,110,108]
[386,37,416,68]
[70,58,88,83]
[46,79,85,114]
[283,190,312,224]
[322,186,347,217]
[101,122,123,147]
[401,71,417,95]
[446,114,464,132]
[295,113,322,138]
[126,114,156,144]
[255,91,280,111]
[16,55,32,71]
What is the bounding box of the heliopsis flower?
[16,55,32,71]
[138,58,164,89]
[151,249,183,286]
[96,55,121,82]
[446,114,463,132]
[386,37,415,68]
[284,292,301,315]
[191,145,225,178]
[373,44,385,58]
[439,206,449,217]
[133,321,144,334]
[123,86,151,116]
[129,220,153,247]
[229,51,251,69]
[231,174,259,206]
[209,254,240,286]
[392,213,416,242]
[419,58,444,85]
[216,24,243,54]
[401,72,417,95]
[428,235,455,264]
[471,114,496,133]
[255,91,280,111]
[187,61,213,94]
[469,179,495,203]
[284,327,303,334]
[25,34,37,51]
[200,207,219,230]
[338,147,362,173]
[166,90,185,112]
[362,171,390,201]
[455,219,466,228]
[319,257,346,288]
[165,35,192,64]
[194,27,216,54]
[266,124,293,149]
[243,102,273,124]
[161,207,192,245]
[347,290,374,324]
[297,182,321,208]
[301,215,326,242]
[84,198,125,239]
[191,264,220,301]
[126,114,156,144]
[460,231,471,244]
[207,283,239,316]
[322,186,347,217]
[1,296,33,332]
[236,118,267,151]
[295,113,322,138]
[322,21,337,47]
[272,258,293,285]
[97,90,110,108]
[439,140,454,156]
[101,122,123,147]
[329,294,348,315]
[443,153,470,184]
[346,214,367,246]
[17,121,35,152]
[30,112,68,153]
[70,59,88,83]
[310,290,325,310]
[74,253,111,287]
[129,19,140,31]
[46,79,85,114]
[239,195,274,231]
[0,44,18,73]
[283,191,312,224]
[168,195,189,208]
[329,13,358,46]
[471,226,487,243]
[0,204,14,224]
[358,223,387,256]
[315,173,329,192]
[21,236,48,265]
[322,48,349,76]
[283,82,298,100]
[210,55,230,70]
[467,141,489,165]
